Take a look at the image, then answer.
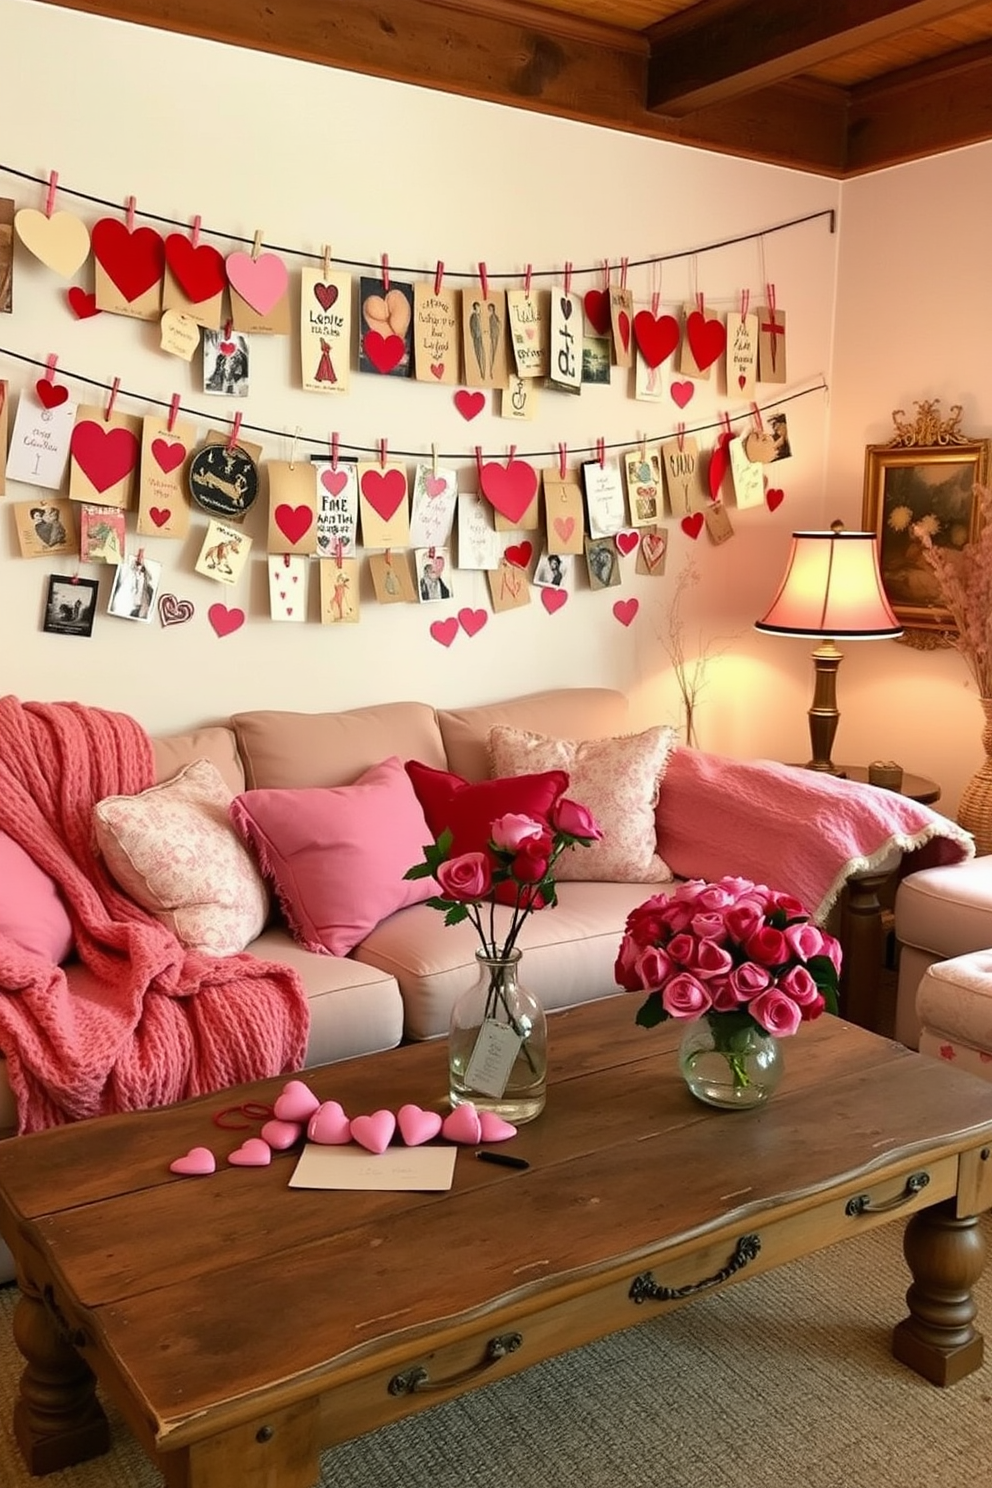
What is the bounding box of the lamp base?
[805,760,847,778]
[806,640,843,774]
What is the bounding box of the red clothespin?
[558,442,567,479]
[651,290,660,316]
[45,171,59,219]
[564,261,572,297]
[125,196,136,233]
[104,376,120,422]
[479,261,489,301]
[524,264,533,295]
[696,291,705,315]
[508,444,517,467]
[381,253,390,294]
[167,393,180,433]
[223,317,233,342]
[378,437,387,469]
[43,353,58,384]
[227,411,243,451]
[596,437,605,469]
[434,260,444,296]
[750,401,764,432]
[740,288,750,319]
[191,215,202,249]
[330,432,339,471]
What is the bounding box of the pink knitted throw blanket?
[0,696,310,1133]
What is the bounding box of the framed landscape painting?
[862,438,990,636]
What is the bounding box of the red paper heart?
[480,459,538,525]
[321,468,348,497]
[360,468,406,522]
[613,597,639,627]
[66,287,101,319]
[670,380,695,408]
[430,362,445,379]
[681,513,704,540]
[542,588,568,614]
[583,288,611,336]
[766,487,785,512]
[35,379,68,408]
[454,389,485,421]
[313,282,338,311]
[430,617,459,647]
[633,310,680,369]
[686,310,727,371]
[218,339,236,356]
[149,507,172,529]
[458,607,487,637]
[151,437,186,474]
[275,504,314,544]
[616,531,639,556]
[158,592,193,625]
[208,604,245,637]
[70,421,140,494]
[617,309,631,352]
[164,234,226,303]
[363,330,405,373]
[708,432,733,502]
[505,541,533,570]
[91,217,165,303]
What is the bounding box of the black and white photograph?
[534,551,572,589]
[43,575,99,637]
[107,553,162,623]
[416,548,452,603]
[203,329,250,396]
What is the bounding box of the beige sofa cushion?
[232,702,447,789]
[437,687,630,782]
[152,724,245,794]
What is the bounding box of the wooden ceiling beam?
[846,38,992,172]
[646,0,978,115]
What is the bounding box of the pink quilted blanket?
[0,696,310,1133]
[655,747,975,922]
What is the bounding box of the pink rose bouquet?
[615,875,841,1087]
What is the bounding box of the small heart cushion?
[228,1137,272,1167]
[350,1110,397,1155]
[308,1100,353,1145]
[397,1103,443,1146]
[478,1112,518,1143]
[442,1103,483,1145]
[273,1080,320,1122]
[169,1146,216,1176]
[260,1118,304,1151]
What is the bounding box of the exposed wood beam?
[646,0,977,116]
[846,38,992,173]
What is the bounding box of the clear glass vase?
[448,949,547,1124]
[678,1011,783,1110]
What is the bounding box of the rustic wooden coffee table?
[2,996,992,1488]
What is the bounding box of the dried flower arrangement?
[914,482,992,698]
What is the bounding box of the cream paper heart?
[14,208,91,277]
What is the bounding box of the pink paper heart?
[169,1146,216,1176]
[616,531,639,556]
[454,389,485,420]
[151,436,186,474]
[228,1137,272,1167]
[397,1103,443,1146]
[553,516,575,543]
[613,598,639,627]
[321,468,348,497]
[442,1104,483,1145]
[225,249,289,315]
[541,588,568,614]
[208,604,245,638]
[307,1100,353,1145]
[458,607,487,637]
[275,503,313,544]
[425,474,447,498]
[430,617,459,647]
[478,1112,518,1142]
[260,1118,304,1151]
[670,380,695,409]
[350,1110,397,1155]
[273,1079,320,1122]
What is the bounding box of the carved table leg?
[839,870,890,1032]
[892,1200,987,1385]
[11,1268,110,1474]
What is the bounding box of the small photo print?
[43,575,99,637]
[534,551,572,590]
[80,504,126,564]
[416,548,452,603]
[107,552,162,623]
[203,329,250,397]
[581,336,611,386]
[585,537,621,590]
[16,499,77,558]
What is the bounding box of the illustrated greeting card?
[320,559,360,623]
[661,434,707,517]
[456,492,502,570]
[506,289,548,378]
[79,503,125,563]
[91,216,164,321]
[546,289,583,395]
[542,470,585,555]
[624,446,663,526]
[369,550,417,603]
[226,245,291,335]
[195,520,252,585]
[581,458,627,538]
[745,413,792,463]
[359,279,413,377]
[609,285,634,368]
[413,283,460,385]
[137,414,193,539]
[312,461,359,559]
[268,554,309,621]
[409,463,458,548]
[500,376,539,421]
[357,461,410,548]
[635,526,669,578]
[728,436,765,508]
[726,309,759,398]
[14,499,76,558]
[68,406,142,510]
[757,302,787,383]
[534,551,573,591]
[267,462,318,554]
[5,385,77,490]
[300,268,351,392]
[461,290,510,389]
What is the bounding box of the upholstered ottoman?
[916,951,992,1081]
[894,854,992,1047]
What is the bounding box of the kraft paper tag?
[320,558,360,623]
[624,446,663,526]
[500,376,539,421]
[137,414,193,538]
[300,268,351,392]
[68,405,142,510]
[159,311,201,362]
[357,462,410,549]
[705,501,735,544]
[161,266,223,331]
[369,550,417,603]
[14,498,76,558]
[487,558,530,612]
[584,536,621,590]
[267,461,318,554]
[229,272,291,336]
[636,525,669,577]
[543,470,585,555]
[661,434,706,517]
[610,286,634,368]
[413,283,461,385]
[506,289,548,379]
[757,304,787,383]
[462,289,510,389]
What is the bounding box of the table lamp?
[754,523,902,774]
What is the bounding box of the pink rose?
[784,922,827,962]
[690,883,736,913]
[749,988,803,1037]
[661,973,713,1019]
[490,813,547,852]
[777,965,820,1006]
[615,934,643,990]
[728,961,772,999]
[724,900,766,943]
[658,900,695,934]
[436,852,492,902]
[553,798,603,841]
[767,890,808,918]
[636,945,674,990]
[709,976,742,1012]
[822,933,843,974]
[511,837,552,883]
[690,911,729,942]
[718,876,767,903]
[667,932,698,968]
[623,896,672,947]
[744,925,789,968]
[695,939,734,978]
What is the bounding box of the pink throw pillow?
[0,831,74,963]
[230,756,436,958]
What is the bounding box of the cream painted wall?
[829,144,992,818]
[0,0,840,750]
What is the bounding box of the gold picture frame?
[862,406,990,639]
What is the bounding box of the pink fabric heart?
[260,1118,303,1151]
[169,1146,216,1176]
[478,1112,518,1142]
[442,1103,483,1145]
[397,1103,443,1146]
[350,1110,397,1154]
[273,1079,320,1122]
[307,1100,353,1145]
[228,1137,272,1167]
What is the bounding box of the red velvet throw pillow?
[404,760,569,860]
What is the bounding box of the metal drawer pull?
[629,1233,761,1304]
[388,1332,523,1396]
[845,1170,929,1217]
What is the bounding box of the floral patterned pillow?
[487,725,678,883]
[93,759,269,956]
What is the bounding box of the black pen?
[476,1149,529,1170]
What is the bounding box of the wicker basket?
[957,697,992,855]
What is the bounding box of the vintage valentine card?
[301,268,351,393]
[312,461,359,559]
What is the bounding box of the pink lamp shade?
[755,529,902,639]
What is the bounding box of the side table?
[838,766,941,807]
